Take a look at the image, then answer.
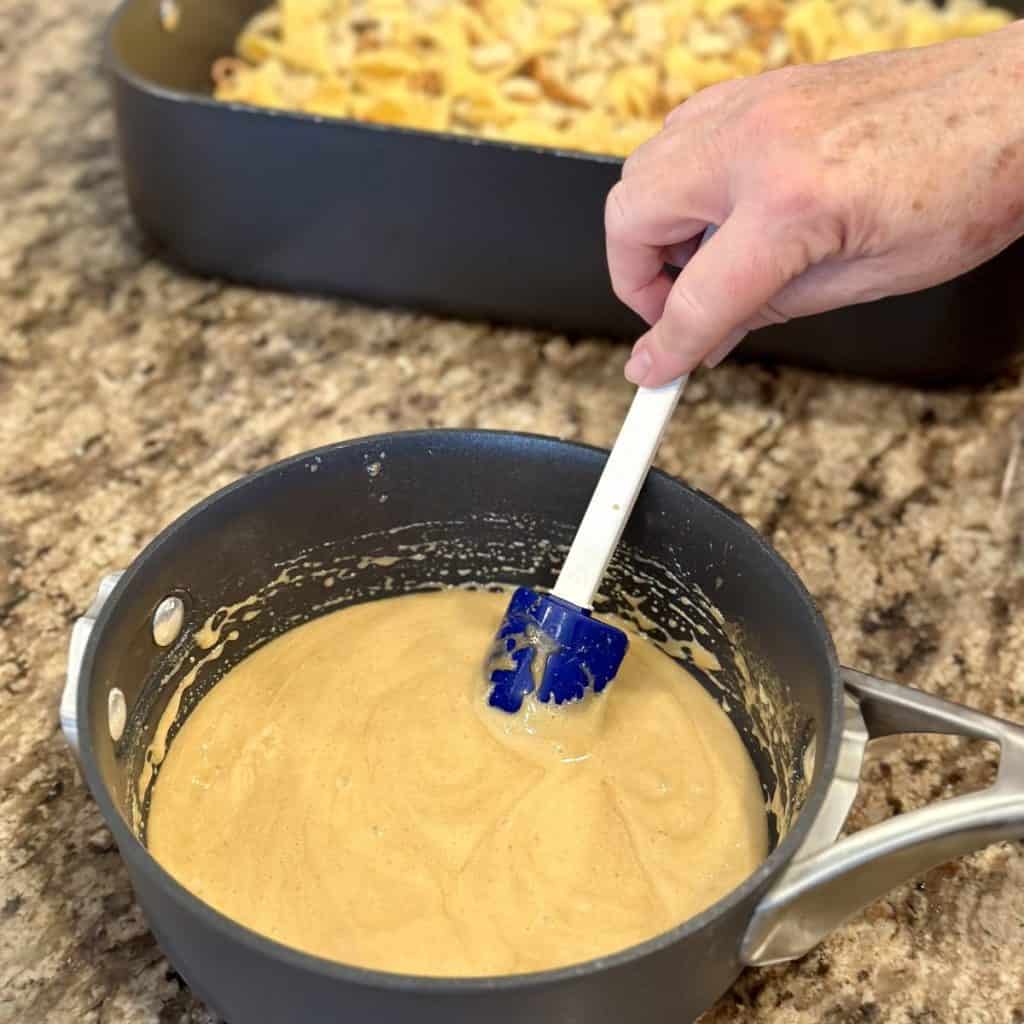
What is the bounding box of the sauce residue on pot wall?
[131,514,806,858]
[145,588,768,977]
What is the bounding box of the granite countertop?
[3,1,1024,1022]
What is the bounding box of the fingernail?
[624,347,652,384]
[703,330,748,369]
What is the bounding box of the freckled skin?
[995,143,1019,177]
[834,120,880,155]
[960,220,1000,250]
[606,20,1024,386]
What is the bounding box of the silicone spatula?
[484,226,719,714]
[484,227,719,714]
[484,373,687,712]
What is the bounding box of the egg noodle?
[212,0,1013,156]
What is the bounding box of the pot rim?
[77,427,844,993]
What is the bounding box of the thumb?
[624,208,808,386]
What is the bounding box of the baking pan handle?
[60,572,124,761]
[741,666,1024,966]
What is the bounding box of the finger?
[621,131,665,179]
[663,103,687,127]
[700,255,902,370]
[611,263,675,326]
[702,328,749,368]
[605,177,714,323]
[624,207,811,386]
[604,228,703,328]
[751,256,891,322]
[663,77,749,128]
[623,123,698,181]
[622,97,731,182]
[664,234,702,269]
[609,145,723,244]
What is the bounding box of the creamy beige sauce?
[147,589,767,977]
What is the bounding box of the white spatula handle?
[552,375,687,609]
[552,224,717,611]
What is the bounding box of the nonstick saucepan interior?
[62,430,1024,1024]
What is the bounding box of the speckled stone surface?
[3,2,1024,1022]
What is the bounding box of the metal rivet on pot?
[152,596,185,647]
[108,688,127,742]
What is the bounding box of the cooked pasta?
[210,0,1014,156]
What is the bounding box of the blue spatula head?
[485,587,629,713]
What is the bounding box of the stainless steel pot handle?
[60,571,124,762]
[742,667,1024,966]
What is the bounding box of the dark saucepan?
[62,430,1024,1023]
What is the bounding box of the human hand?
[606,20,1024,386]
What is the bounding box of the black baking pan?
[104,0,1024,385]
[62,430,1024,1023]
